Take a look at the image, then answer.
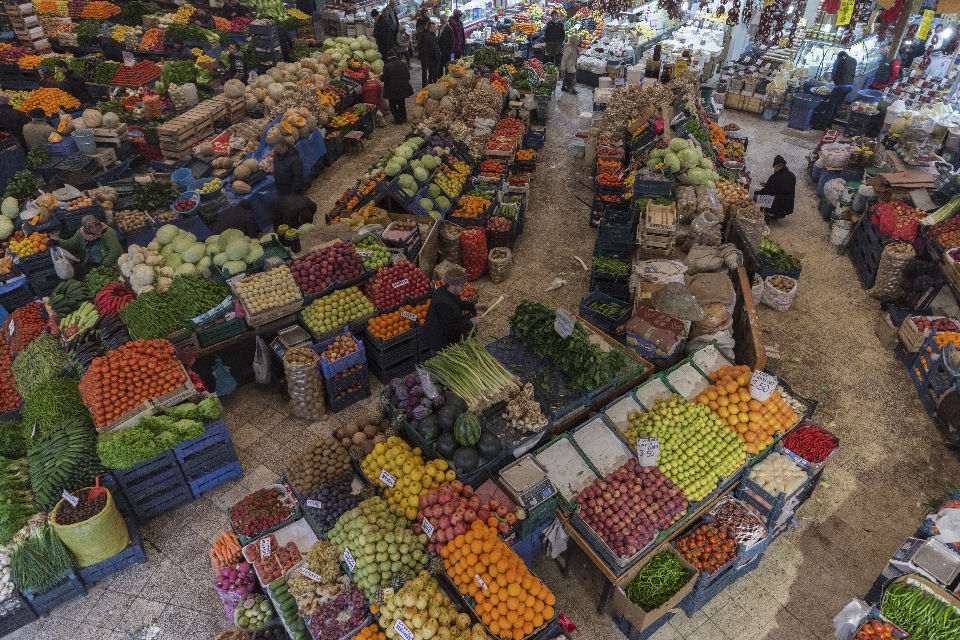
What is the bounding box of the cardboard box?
[875,312,899,350]
[634,282,665,308]
[612,546,699,633]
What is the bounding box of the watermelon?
[419,415,441,441]
[476,431,501,459]
[437,404,461,433]
[453,447,480,473]
[445,394,468,414]
[435,433,459,459]
[454,412,481,447]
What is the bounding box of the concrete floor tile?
[116,597,166,632]
[230,422,264,449]
[668,608,709,636]
[688,617,730,640]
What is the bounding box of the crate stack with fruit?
[315,329,371,412]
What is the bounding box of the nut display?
[235,265,302,314]
[114,209,150,231]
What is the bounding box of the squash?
[427,83,447,100]
[232,181,251,195]
[101,112,120,129]
[224,79,245,98]
[263,96,277,112]
[253,87,268,102]
[56,114,74,134]
[267,83,285,101]
[256,75,272,89]
[82,109,102,127]
[439,96,454,111]
[241,159,260,173]
[195,142,215,157]
[245,94,259,110]
[318,53,333,66]
[233,163,252,181]
[48,132,62,142]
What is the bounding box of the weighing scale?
[498,455,556,511]
[889,537,960,586]
[270,325,312,359]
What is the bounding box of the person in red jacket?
[448,9,466,61]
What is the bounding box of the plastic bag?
[695,185,721,216]
[684,330,735,360]
[762,275,798,312]
[284,347,324,420]
[868,241,915,301]
[823,178,848,206]
[751,274,765,304]
[690,303,732,338]
[832,599,871,640]
[253,336,271,385]
[690,212,722,246]
[675,185,697,218]
[51,246,76,280]
[439,222,462,264]
[212,356,238,395]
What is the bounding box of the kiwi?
[360,439,376,455]
[343,423,360,438]
[340,437,351,447]
[351,432,366,445]
[372,434,386,445]
[380,419,390,430]
[362,424,379,438]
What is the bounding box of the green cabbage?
[669,138,689,153]
[419,198,434,211]
[180,242,206,264]
[678,148,701,170]
[687,168,709,185]
[156,224,179,245]
[663,151,682,174]
[398,174,416,190]
[224,238,249,261]
[222,260,247,275]
[413,166,429,183]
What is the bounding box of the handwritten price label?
[343,547,356,571]
[756,195,775,209]
[391,279,410,289]
[393,619,415,640]
[299,566,323,583]
[421,519,435,537]
[61,489,79,507]
[749,370,778,402]
[379,469,397,487]
[474,574,489,590]
[400,310,418,322]
[305,500,322,509]
[7,320,13,336]
[554,309,575,338]
[260,537,272,557]
[383,587,394,597]
[636,438,660,467]
[357,251,374,257]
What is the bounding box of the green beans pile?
[167,274,232,320]
[881,582,960,639]
[20,378,87,448]
[592,255,630,276]
[0,422,26,460]
[0,458,36,544]
[624,551,690,612]
[10,334,68,400]
[119,289,184,340]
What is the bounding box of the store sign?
[299,567,323,583]
[306,500,322,510]
[554,309,575,338]
[343,547,356,570]
[636,438,660,467]
[749,370,778,402]
[379,469,397,487]
[260,537,272,557]
[421,519,434,537]
[61,489,79,507]
[393,620,415,640]
[836,0,855,26]
[918,10,936,40]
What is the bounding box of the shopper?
[544,10,565,66]
[22,108,54,151]
[823,51,856,127]
[54,60,92,106]
[210,200,261,237]
[225,42,248,84]
[98,25,125,63]
[420,21,441,86]
[172,39,195,62]
[448,9,466,61]
[273,140,306,196]
[414,6,431,70]
[382,0,399,47]
[372,9,393,57]
[381,50,413,124]
[51,215,122,278]
[437,14,453,74]
[222,0,247,19]
[421,266,486,355]
[190,8,217,30]
[559,34,579,93]
[276,21,292,63]
[754,155,796,221]
[37,67,58,88]
[270,195,317,230]
[0,94,30,149]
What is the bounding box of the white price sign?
[749,370,778,402]
[61,489,79,507]
[393,619,415,640]
[400,310,418,322]
[474,574,489,590]
[383,587,394,597]
[357,251,374,257]
[305,499,322,509]
[343,547,356,571]
[7,320,13,336]
[636,438,660,468]
[756,195,775,209]
[299,566,323,583]
[379,469,397,487]
[260,537,272,557]
[421,518,435,537]
[391,279,410,289]
[554,309,575,338]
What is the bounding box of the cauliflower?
[133,284,153,294]
[159,266,175,278]
[131,264,155,286]
[146,241,160,252]
[156,276,173,292]
[144,254,164,267]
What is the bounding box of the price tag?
[474,574,489,590]
[383,587,394,597]
[636,438,660,467]
[61,489,79,507]
[306,499,322,509]
[299,566,323,582]
[343,547,356,571]
[357,251,374,257]
[379,469,397,487]
[421,518,435,537]
[554,308,575,338]
[400,310,418,322]
[756,195,775,209]
[749,370,778,402]
[260,537,272,557]
[392,278,410,289]
[7,320,14,336]
[393,620,415,640]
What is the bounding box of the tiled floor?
[7,76,960,640]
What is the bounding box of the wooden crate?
[731,265,765,370]
[86,147,117,171]
[93,124,128,146]
[644,201,677,232]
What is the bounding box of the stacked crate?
[211,94,246,124]
[111,449,193,522]
[5,1,49,50]
[638,200,677,258]
[363,321,419,385]
[249,20,281,66]
[157,105,217,161]
[315,328,371,411]
[174,416,243,497]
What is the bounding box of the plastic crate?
[194,316,248,349]
[189,461,243,498]
[26,266,60,299]
[362,325,417,361]
[313,326,367,378]
[324,364,368,398]
[367,349,418,384]
[633,177,673,197]
[366,336,418,370]
[588,272,630,302]
[173,418,239,482]
[14,249,53,275]
[848,219,891,290]
[758,252,803,280]
[734,469,810,533]
[0,592,37,636]
[515,492,558,540]
[60,204,106,234]
[20,569,86,617]
[111,449,193,523]
[0,276,33,313]
[45,136,77,155]
[677,552,761,616]
[325,371,371,412]
[579,287,630,334]
[611,609,674,640]
[77,517,146,587]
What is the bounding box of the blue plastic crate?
[677,553,761,616]
[188,460,243,498]
[21,569,86,618]
[77,518,146,587]
[26,266,60,299]
[325,372,371,412]
[0,276,33,313]
[313,326,367,378]
[45,137,77,155]
[735,468,811,532]
[0,592,38,636]
[173,418,239,482]
[611,609,674,640]
[112,450,193,523]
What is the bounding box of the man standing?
[273,140,306,196]
[380,50,413,124]
[99,25,125,63]
[823,51,856,127]
[448,9,466,61]
[754,155,796,221]
[55,60,92,105]
[0,95,30,149]
[421,266,485,355]
[22,108,54,151]
[438,14,453,74]
[543,10,565,65]
[420,21,441,86]
[383,0,399,48]
[372,9,392,57]
[225,42,248,84]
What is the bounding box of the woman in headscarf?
[51,215,122,278]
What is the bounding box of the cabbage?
[407,137,423,147]
[678,148,701,170]
[413,166,429,183]
[213,252,229,267]
[175,262,197,276]
[156,224,179,245]
[668,138,689,153]
[225,238,249,261]
[222,260,247,275]
[422,155,438,170]
[218,228,244,252]
[687,168,709,185]
[244,243,264,264]
[428,184,442,199]
[699,157,712,171]
[663,151,682,174]
[398,174,416,190]
[364,49,379,62]
[165,253,182,270]
[0,216,12,240]
[180,242,206,264]
[371,60,383,74]
[205,234,219,247]
[394,145,414,160]
[435,195,450,210]
[707,181,716,189]
[170,232,197,255]
[197,256,211,270]
[419,198,434,211]
[385,161,403,177]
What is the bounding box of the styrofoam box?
[666,363,710,401]
[572,417,633,477]
[692,344,732,376]
[534,438,598,501]
[634,376,674,408]
[603,394,644,434]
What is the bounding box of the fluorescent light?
[944,28,954,39]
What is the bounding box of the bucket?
[852,185,875,212]
[579,112,593,130]
[700,85,715,103]
[72,129,96,153]
[831,220,852,245]
[51,489,129,567]
[573,139,585,158]
[362,79,383,110]
[172,168,194,191]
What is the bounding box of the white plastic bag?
[253,336,271,384]
[831,599,871,640]
[51,246,76,280]
[762,276,798,312]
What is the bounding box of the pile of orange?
[516,149,535,161]
[15,88,79,115]
[441,520,556,640]
[351,624,385,640]
[696,364,799,454]
[16,55,42,69]
[452,195,490,219]
[7,232,49,257]
[934,331,960,348]
[81,1,120,18]
[366,302,429,341]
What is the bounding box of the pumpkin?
[48,132,62,142]
[56,114,73,134]
[232,180,251,195]
[411,105,425,120]
[439,96,454,111]
[267,68,283,82]
[263,96,277,112]
[427,83,447,100]
[241,159,260,173]
[101,112,120,129]
[267,83,285,101]
[315,111,329,126]
[416,87,429,105]
[256,75,271,89]
[298,124,311,139]
[234,163,252,181]
[424,98,440,116]
[224,79,245,98]
[245,94,259,110]
[82,108,102,127]
[304,114,317,130]
[280,121,295,135]
[453,412,481,447]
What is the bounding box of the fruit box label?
[306,500,322,510]
[474,574,488,590]
[400,310,418,322]
[636,438,660,467]
[383,587,394,597]
[61,489,79,507]
[357,251,373,257]
[343,547,356,570]
[379,469,397,487]
[260,538,271,557]
[749,371,778,402]
[299,567,323,583]
[391,279,410,289]
[393,620,414,640]
[421,519,434,537]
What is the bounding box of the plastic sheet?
[284,349,324,420]
[868,242,915,301]
[439,222,462,264]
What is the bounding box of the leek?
[422,334,520,413]
[924,195,960,226]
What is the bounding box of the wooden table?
[552,479,739,614]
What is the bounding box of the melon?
[437,405,460,433]
[452,447,480,473]
[224,78,245,98]
[454,412,481,447]
[445,394,467,414]
[476,431,501,459]
[82,109,102,127]
[418,415,440,441]
[101,112,120,129]
[435,433,458,459]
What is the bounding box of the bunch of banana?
[59,302,98,337]
[49,280,89,317]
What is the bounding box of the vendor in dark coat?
[269,195,317,230]
[380,51,412,124]
[543,11,565,65]
[54,60,92,105]
[419,21,441,85]
[272,140,306,195]
[372,9,393,57]
[225,42,248,83]
[210,200,261,237]
[171,39,195,61]
[754,155,796,220]
[422,266,485,354]
[0,94,30,149]
[276,22,292,62]
[822,51,857,127]
[99,27,125,62]
[437,14,453,73]
[222,0,247,18]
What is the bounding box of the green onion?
[422,334,520,413]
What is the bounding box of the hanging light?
[683,2,690,10]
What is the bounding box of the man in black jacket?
[421,266,485,354]
[420,21,441,85]
[437,14,453,74]
[380,51,412,124]
[269,195,317,230]
[273,140,306,196]
[276,22,292,62]
[99,27,125,63]
[754,155,796,221]
[210,200,261,237]
[226,42,248,83]
[543,10,565,65]
[822,51,857,127]
[0,94,29,150]
[54,60,92,105]
[373,9,393,57]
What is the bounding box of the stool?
[343,130,364,156]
